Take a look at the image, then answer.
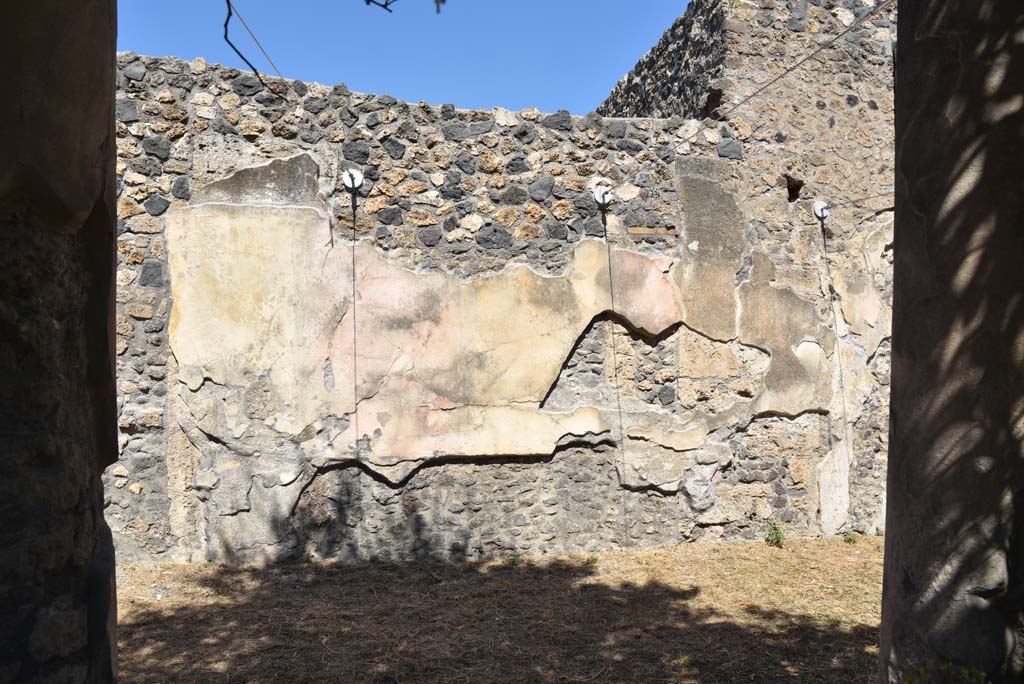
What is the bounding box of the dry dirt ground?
[116,537,883,684]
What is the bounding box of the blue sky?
[118,1,687,114]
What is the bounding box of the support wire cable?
[717,0,897,121]
[817,219,856,486]
[223,0,285,90]
[829,190,894,209]
[351,195,361,459]
[675,0,897,147]
[228,0,285,79]
[600,209,632,546]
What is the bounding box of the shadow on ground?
[117,550,879,684]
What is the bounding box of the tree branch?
[363,0,446,12]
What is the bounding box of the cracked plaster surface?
[168,155,841,479]
[164,154,866,555]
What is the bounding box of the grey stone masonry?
[107,0,894,564]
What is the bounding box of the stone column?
[881,0,1024,681]
[0,1,118,683]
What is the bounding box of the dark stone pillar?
[0,1,118,683]
[881,1,1024,681]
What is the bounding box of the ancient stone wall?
[597,0,729,119]
[603,0,896,535]
[107,0,894,564]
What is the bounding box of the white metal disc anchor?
[813,200,830,221]
[341,168,364,192]
[593,185,613,208]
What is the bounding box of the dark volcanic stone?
[442,121,470,141]
[171,176,190,200]
[124,64,146,81]
[581,217,604,237]
[232,74,264,96]
[116,99,139,123]
[455,152,477,174]
[382,137,406,160]
[299,125,323,144]
[512,123,536,144]
[469,120,494,136]
[378,207,403,225]
[604,120,628,139]
[211,118,238,136]
[339,107,359,127]
[129,156,162,177]
[255,92,284,106]
[542,220,568,241]
[444,241,472,255]
[261,106,285,122]
[141,134,170,160]
[506,157,529,174]
[143,195,170,216]
[717,139,743,159]
[540,110,573,131]
[617,138,644,154]
[167,73,197,90]
[528,175,555,202]
[139,261,165,287]
[500,186,529,205]
[303,97,329,114]
[418,226,443,247]
[476,225,512,249]
[343,140,371,164]
[440,182,464,201]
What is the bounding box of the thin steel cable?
[600,209,631,546]
[351,194,360,459]
[717,0,897,121]
[223,1,268,89]
[674,0,897,148]
[829,190,894,208]
[227,0,285,80]
[353,196,365,512]
[349,193,365,508]
[714,1,895,492]
[813,192,894,470]
[818,220,856,472]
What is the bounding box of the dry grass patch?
[117,537,883,683]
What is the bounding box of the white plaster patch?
[818,443,851,535]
